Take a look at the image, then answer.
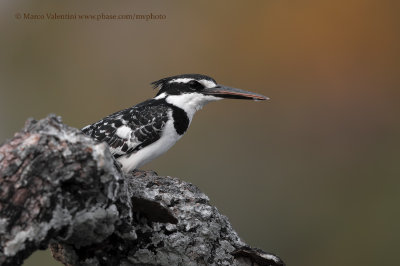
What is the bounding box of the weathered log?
[0,115,284,266]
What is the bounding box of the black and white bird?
[82,74,268,173]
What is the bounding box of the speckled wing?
[81,99,169,158]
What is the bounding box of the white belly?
[117,117,182,173]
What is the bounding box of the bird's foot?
[131,169,158,178]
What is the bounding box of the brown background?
[0,1,399,266]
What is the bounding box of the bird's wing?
[82,99,169,158]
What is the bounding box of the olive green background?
[1,1,399,266]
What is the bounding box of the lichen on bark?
[0,115,284,266]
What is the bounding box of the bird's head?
[151,74,268,116]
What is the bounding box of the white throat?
[165,93,221,121]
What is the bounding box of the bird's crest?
[151,74,216,90]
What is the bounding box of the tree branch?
[0,115,284,266]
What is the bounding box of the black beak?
[203,85,269,101]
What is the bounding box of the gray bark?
[0,115,284,266]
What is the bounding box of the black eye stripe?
[188,80,204,90]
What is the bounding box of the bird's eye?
[188,80,204,90]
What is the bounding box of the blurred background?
[1,1,399,265]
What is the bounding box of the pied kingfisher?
[82,74,268,173]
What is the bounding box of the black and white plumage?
[82,74,268,173]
